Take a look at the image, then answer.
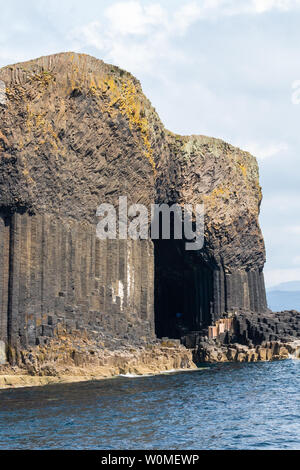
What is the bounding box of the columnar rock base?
[0,330,196,389]
[1,52,295,384]
[0,212,155,351]
[0,53,268,361]
[188,310,300,363]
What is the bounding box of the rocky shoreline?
[1,310,300,390]
[194,338,300,363]
[184,310,300,364]
[0,332,196,390]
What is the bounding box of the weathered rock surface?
[233,310,300,345]
[0,330,196,389]
[194,338,300,363]
[191,310,300,363]
[0,52,267,365]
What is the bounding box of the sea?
[0,359,299,450]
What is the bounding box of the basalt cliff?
[0,53,298,386]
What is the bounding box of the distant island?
[267,281,300,312]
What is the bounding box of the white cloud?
[264,268,300,287]
[292,255,300,265]
[69,1,201,73]
[262,194,300,213]
[238,141,289,160]
[284,225,300,235]
[72,21,105,50]
[252,0,300,13]
[173,2,203,34]
[210,0,300,15]
[68,0,300,75]
[173,0,300,18]
[105,1,167,36]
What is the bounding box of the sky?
[1,0,300,287]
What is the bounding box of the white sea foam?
[118,367,205,378]
[119,373,154,378]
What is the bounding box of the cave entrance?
[154,238,213,339]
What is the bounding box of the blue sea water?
[0,360,299,450]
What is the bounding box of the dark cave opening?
[154,238,214,339]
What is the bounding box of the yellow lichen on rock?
[88,74,156,175]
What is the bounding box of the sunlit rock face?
[0,53,267,353]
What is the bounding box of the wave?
[118,367,206,379]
